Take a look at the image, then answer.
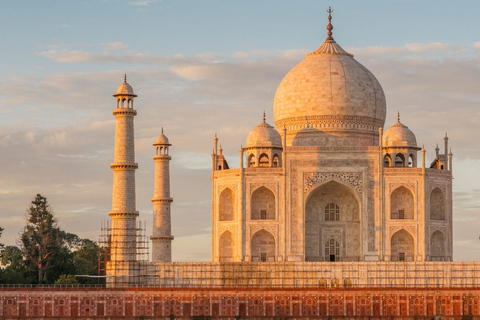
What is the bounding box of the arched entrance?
[219,231,234,262]
[390,186,414,219]
[305,180,360,261]
[251,187,275,220]
[430,230,446,261]
[430,188,446,221]
[391,229,414,261]
[251,230,275,262]
[219,188,235,221]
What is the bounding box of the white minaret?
[109,75,139,262]
[151,128,174,261]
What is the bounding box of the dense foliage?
[0,194,101,285]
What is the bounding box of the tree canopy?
[0,194,100,285]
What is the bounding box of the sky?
[1,0,480,261]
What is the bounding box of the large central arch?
[305,180,361,261]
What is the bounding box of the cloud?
[101,42,127,51]
[130,0,162,6]
[3,42,480,260]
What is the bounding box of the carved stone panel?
[304,172,363,196]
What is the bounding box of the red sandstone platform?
[1,286,480,319]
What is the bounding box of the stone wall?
[2,286,480,318]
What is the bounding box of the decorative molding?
[304,172,363,196]
[218,184,237,195]
[112,109,137,116]
[276,115,384,132]
[218,226,235,236]
[389,182,416,194]
[250,225,277,238]
[108,211,139,217]
[250,182,277,194]
[110,163,138,170]
[430,184,447,194]
[390,225,416,237]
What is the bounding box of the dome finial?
[263,110,266,123]
[326,6,334,41]
[397,111,400,122]
[161,127,164,135]
[124,74,127,82]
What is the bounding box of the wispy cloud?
[130,0,162,6]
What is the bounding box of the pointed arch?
[390,186,414,219]
[395,153,406,167]
[391,229,414,262]
[219,188,235,221]
[247,154,255,168]
[430,230,446,261]
[251,186,275,220]
[219,231,234,262]
[305,180,360,262]
[430,187,446,221]
[258,153,269,167]
[272,154,280,167]
[408,153,416,167]
[251,229,275,262]
[384,154,392,167]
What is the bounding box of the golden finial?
[124,74,127,82]
[326,6,334,41]
[263,110,266,123]
[397,111,400,122]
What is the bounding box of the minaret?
[151,128,174,262]
[109,75,139,262]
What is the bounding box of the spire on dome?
[307,7,353,57]
[326,6,334,41]
[124,74,127,82]
[263,110,266,123]
[397,111,400,122]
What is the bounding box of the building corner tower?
[151,129,174,262]
[109,75,139,267]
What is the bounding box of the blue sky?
[1,0,480,261]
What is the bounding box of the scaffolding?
[98,220,149,286]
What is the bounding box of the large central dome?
[273,13,386,147]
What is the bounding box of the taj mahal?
[6,9,480,320]
[104,9,461,287]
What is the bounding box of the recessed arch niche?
[305,180,360,262]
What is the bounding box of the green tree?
[20,194,63,283]
[73,239,100,284]
[0,246,32,284]
[14,194,101,284]
[55,274,79,285]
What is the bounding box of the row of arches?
[219,183,446,222]
[219,187,276,221]
[155,146,169,156]
[219,229,275,262]
[390,186,446,221]
[247,153,281,168]
[390,229,446,261]
[219,228,447,262]
[116,97,134,109]
[384,153,416,167]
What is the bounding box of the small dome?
[383,117,417,147]
[113,75,137,96]
[154,128,170,145]
[246,116,282,148]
